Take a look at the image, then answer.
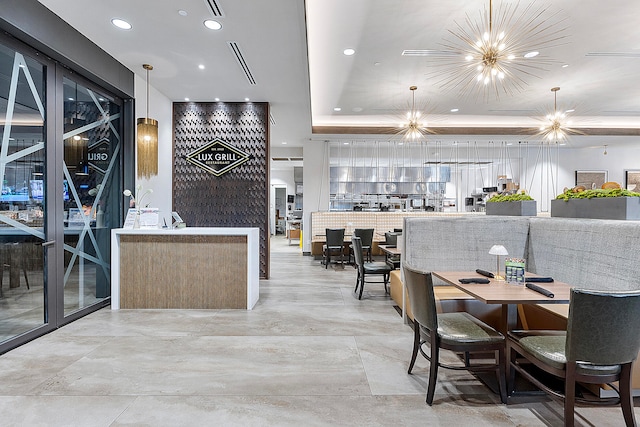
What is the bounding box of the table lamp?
[489,244,508,281]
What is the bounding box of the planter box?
[551,197,640,220]
[486,200,537,216]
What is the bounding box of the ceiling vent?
[270,114,276,126]
[585,52,640,58]
[203,0,224,17]
[401,49,457,57]
[228,42,257,85]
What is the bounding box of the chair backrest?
[566,289,640,365]
[385,231,400,246]
[325,228,345,247]
[402,263,438,331]
[354,228,374,247]
[351,236,365,273]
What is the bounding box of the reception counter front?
[111,227,259,310]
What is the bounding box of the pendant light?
[137,63,158,178]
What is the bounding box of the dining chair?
[403,263,507,405]
[352,236,392,299]
[348,228,374,264]
[384,231,401,269]
[322,228,345,269]
[508,288,640,427]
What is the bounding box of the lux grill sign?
[185,139,250,176]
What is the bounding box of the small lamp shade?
[489,244,509,256]
[489,244,508,281]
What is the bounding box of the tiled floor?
[0,236,637,426]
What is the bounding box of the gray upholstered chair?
[322,228,345,268]
[352,236,392,300]
[403,263,507,405]
[508,289,640,427]
[349,228,374,264]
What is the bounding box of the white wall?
[133,75,173,225]
[302,140,330,253]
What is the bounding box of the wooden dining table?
[432,271,573,394]
[431,271,572,335]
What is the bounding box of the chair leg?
[354,271,360,293]
[408,319,420,374]
[426,332,440,405]
[497,348,507,404]
[619,363,636,427]
[325,251,330,269]
[358,273,365,300]
[564,362,576,427]
[508,343,517,396]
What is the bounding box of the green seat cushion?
[518,335,622,376]
[436,312,504,346]
[363,262,392,274]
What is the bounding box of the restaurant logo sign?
[87,138,111,175]
[185,139,250,176]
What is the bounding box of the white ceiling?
[38,0,640,150]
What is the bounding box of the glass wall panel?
[0,44,46,343]
[62,77,121,316]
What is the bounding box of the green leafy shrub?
[556,188,640,201]
[488,193,534,202]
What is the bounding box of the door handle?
[42,240,56,247]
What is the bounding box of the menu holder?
[525,282,554,298]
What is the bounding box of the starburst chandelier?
[538,86,579,142]
[435,0,568,100]
[398,86,430,140]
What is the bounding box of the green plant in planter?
[488,192,534,202]
[556,188,640,201]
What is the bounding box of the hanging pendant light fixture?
[137,63,158,178]
[398,86,430,141]
[434,0,568,100]
[538,87,580,142]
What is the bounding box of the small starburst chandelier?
[398,86,430,140]
[539,87,576,141]
[436,0,568,100]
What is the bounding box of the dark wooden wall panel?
[172,102,269,278]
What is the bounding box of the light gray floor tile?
[0,236,637,426]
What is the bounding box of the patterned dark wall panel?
[173,102,270,278]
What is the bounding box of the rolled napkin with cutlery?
[459,278,490,284]
[526,282,554,298]
[475,269,495,278]
[524,277,554,283]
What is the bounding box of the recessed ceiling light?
[204,20,222,30]
[282,142,288,145]
[343,48,356,56]
[178,10,188,16]
[343,142,349,145]
[198,64,205,70]
[68,97,74,101]
[450,108,459,112]
[507,142,513,146]
[352,107,363,112]
[111,18,132,30]
[185,98,190,101]
[565,109,575,113]
[244,97,250,101]
[562,64,569,68]
[333,107,341,112]
[214,98,220,102]
[524,51,539,58]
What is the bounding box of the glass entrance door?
[62,76,121,315]
[0,37,124,351]
[0,44,47,343]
